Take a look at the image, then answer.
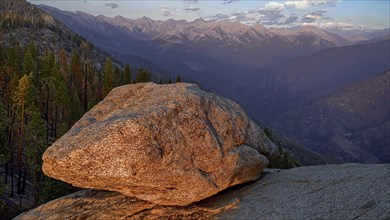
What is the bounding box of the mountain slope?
[0,0,117,69]
[272,70,390,162]
[273,40,390,92]
[39,6,352,69]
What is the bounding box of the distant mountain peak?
[192,18,207,24]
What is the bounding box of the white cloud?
[303,22,367,31]
[208,0,339,26]
[285,0,339,9]
[161,7,173,17]
[105,2,119,9]
[302,10,328,23]
[265,2,285,10]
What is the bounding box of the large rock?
[42,83,278,205]
[16,164,390,220]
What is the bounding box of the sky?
[27,0,390,30]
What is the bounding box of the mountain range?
[40,5,390,163]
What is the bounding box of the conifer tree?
[69,92,83,128]
[102,58,114,96]
[13,73,36,194]
[135,68,151,83]
[22,46,34,75]
[122,64,132,85]
[52,72,69,139]
[83,60,91,113]
[26,110,46,204]
[0,101,8,210]
[0,101,9,165]
[69,50,83,94]
[176,75,182,83]
[114,66,121,87]
[59,48,68,83]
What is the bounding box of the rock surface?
[16,164,390,220]
[14,189,239,220]
[42,83,278,205]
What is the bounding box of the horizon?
[28,0,390,32]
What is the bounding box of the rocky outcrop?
[42,83,278,206]
[16,164,390,220]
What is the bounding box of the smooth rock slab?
[16,164,390,220]
[14,189,239,220]
[42,83,278,205]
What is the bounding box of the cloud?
[184,7,201,13]
[304,22,367,31]
[208,0,339,26]
[264,2,285,10]
[285,0,338,9]
[259,7,284,20]
[105,2,119,9]
[208,13,230,21]
[209,6,297,26]
[161,7,173,17]
[302,10,327,23]
[258,3,297,25]
[283,14,299,25]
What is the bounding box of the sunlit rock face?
[42,83,278,206]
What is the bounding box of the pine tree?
[69,92,83,128]
[13,73,36,194]
[0,101,9,165]
[114,65,121,87]
[82,60,91,113]
[69,50,83,94]
[52,74,69,139]
[102,57,114,96]
[135,68,151,83]
[26,110,47,204]
[122,64,132,85]
[22,45,34,75]
[40,56,58,142]
[168,76,172,84]
[59,48,68,83]
[176,75,182,83]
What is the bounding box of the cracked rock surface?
[16,164,390,220]
[42,83,278,206]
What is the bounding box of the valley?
[40,6,390,163]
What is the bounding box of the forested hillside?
[0,0,161,217]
